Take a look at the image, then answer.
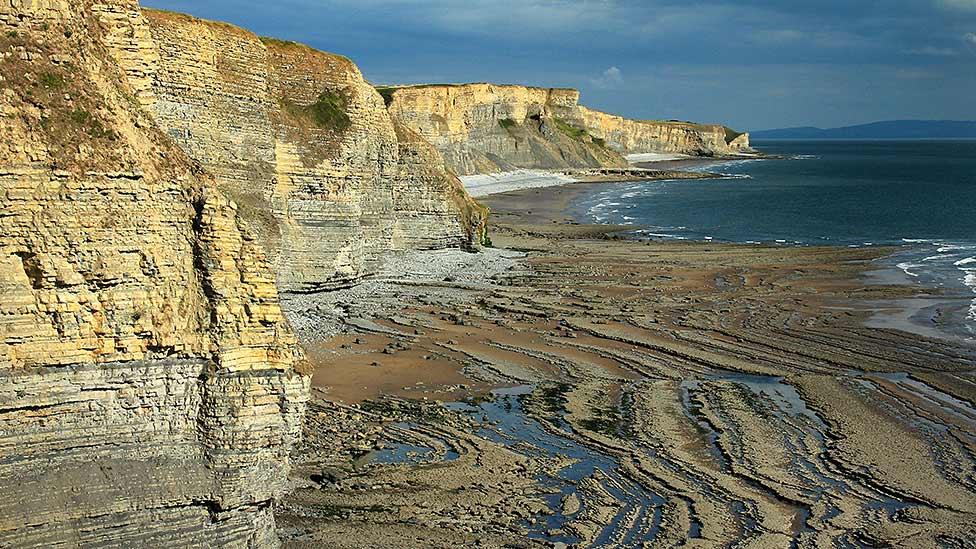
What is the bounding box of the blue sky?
[142,0,976,130]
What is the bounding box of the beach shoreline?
[490,178,976,345]
[281,163,976,548]
[457,153,745,198]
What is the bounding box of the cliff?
[578,107,751,157]
[1,1,308,546]
[102,8,486,292]
[382,83,629,175]
[382,83,751,175]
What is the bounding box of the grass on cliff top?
[282,90,351,133]
[260,36,355,70]
[645,118,744,142]
[640,119,744,143]
[145,7,252,34]
[641,118,729,132]
[259,36,304,48]
[379,83,577,94]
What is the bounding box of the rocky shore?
[278,185,976,548]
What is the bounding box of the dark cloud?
[142,0,975,129]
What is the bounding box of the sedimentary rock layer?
[99,7,486,292]
[578,106,752,156]
[0,1,308,546]
[382,83,751,175]
[382,83,627,175]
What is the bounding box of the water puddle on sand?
[366,422,460,465]
[709,372,827,428]
[679,372,828,469]
[680,373,849,540]
[446,386,665,545]
[680,381,730,468]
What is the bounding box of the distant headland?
[752,120,976,140]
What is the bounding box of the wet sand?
[278,183,976,548]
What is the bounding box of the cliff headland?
[381,82,752,176]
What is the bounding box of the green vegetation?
[498,118,517,130]
[552,117,588,140]
[580,406,626,437]
[69,108,116,140]
[283,90,351,132]
[86,119,116,140]
[39,71,64,89]
[552,117,609,150]
[636,118,713,130]
[307,91,350,130]
[5,31,17,39]
[374,86,396,107]
[526,382,571,417]
[69,108,91,124]
[146,7,244,32]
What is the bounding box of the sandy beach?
[624,152,691,163]
[460,162,725,198]
[460,169,579,197]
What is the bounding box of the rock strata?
[578,106,752,157]
[383,83,751,175]
[1,1,308,546]
[100,7,486,292]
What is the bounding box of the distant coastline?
[752,120,976,140]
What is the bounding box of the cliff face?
[383,83,628,175]
[1,1,308,546]
[383,83,751,175]
[101,8,485,292]
[578,107,752,157]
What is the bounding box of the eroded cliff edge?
[101,7,487,292]
[381,83,752,175]
[1,1,308,546]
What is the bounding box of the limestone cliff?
[0,1,308,546]
[382,83,627,175]
[382,83,751,175]
[578,107,752,157]
[100,8,486,292]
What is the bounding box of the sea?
[574,140,976,344]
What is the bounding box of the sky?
[141,0,976,131]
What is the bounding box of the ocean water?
[575,140,976,342]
